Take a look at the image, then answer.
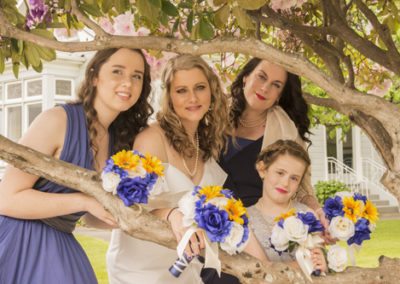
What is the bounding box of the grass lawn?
[76,219,400,283]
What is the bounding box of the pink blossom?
[136,27,150,36]
[271,0,306,11]
[114,12,135,36]
[368,79,392,97]
[98,17,115,34]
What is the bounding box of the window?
[26,79,42,97]
[6,82,22,100]
[27,103,42,126]
[55,79,72,96]
[7,106,22,141]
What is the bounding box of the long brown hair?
[75,48,153,160]
[157,54,230,160]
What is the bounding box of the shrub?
[314,180,351,204]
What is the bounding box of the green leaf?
[214,4,230,29]
[232,6,255,30]
[149,0,162,8]
[236,0,267,10]
[172,19,180,33]
[160,12,169,26]
[24,43,41,68]
[30,28,56,39]
[191,21,200,40]
[162,0,179,17]
[212,0,228,6]
[80,3,103,17]
[36,46,56,61]
[199,17,214,40]
[12,62,19,79]
[187,11,194,33]
[101,0,113,13]
[178,1,192,9]
[32,60,43,73]
[115,0,130,14]
[136,0,161,23]
[0,50,5,74]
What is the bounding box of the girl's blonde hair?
[157,54,230,160]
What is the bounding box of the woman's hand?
[316,208,337,245]
[84,195,118,228]
[311,248,328,273]
[168,208,205,258]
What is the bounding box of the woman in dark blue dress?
[0,48,153,284]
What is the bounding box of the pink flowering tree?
[1,1,400,282]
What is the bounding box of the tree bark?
[1,135,400,283]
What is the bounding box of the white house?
[0,53,398,217]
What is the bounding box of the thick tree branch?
[1,137,400,283]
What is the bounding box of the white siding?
[308,125,327,185]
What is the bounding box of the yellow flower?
[363,200,379,224]
[343,197,363,223]
[111,150,140,171]
[274,208,296,222]
[198,185,224,201]
[141,153,164,176]
[225,199,247,225]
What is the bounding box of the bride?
[106,54,231,283]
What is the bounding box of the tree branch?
[70,0,110,40]
[353,0,400,59]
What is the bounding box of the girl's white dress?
[106,159,227,284]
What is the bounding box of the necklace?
[181,132,199,178]
[256,199,293,220]
[238,115,267,128]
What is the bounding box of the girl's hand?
[85,196,118,228]
[311,248,328,273]
[168,208,205,258]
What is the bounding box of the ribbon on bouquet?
[176,227,221,276]
[295,234,325,282]
[347,243,361,266]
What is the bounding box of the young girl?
[245,139,327,272]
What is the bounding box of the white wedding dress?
[106,159,227,284]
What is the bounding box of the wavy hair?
[75,48,153,162]
[157,54,230,161]
[257,139,311,175]
[230,58,311,143]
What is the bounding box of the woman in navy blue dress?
[0,48,153,284]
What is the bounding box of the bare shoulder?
[19,106,67,156]
[133,123,168,162]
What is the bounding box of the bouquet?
[170,185,249,277]
[270,209,324,280]
[101,150,164,206]
[323,192,379,272]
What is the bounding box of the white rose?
[101,172,120,195]
[270,225,290,251]
[207,197,228,209]
[127,166,147,178]
[303,234,324,249]
[369,222,376,232]
[148,176,165,197]
[327,245,348,272]
[220,222,244,255]
[329,216,355,241]
[178,192,198,227]
[283,216,309,243]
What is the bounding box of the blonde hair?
[157,54,230,160]
[257,139,311,178]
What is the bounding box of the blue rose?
[347,218,371,245]
[297,212,324,233]
[103,159,128,178]
[195,203,233,243]
[146,173,158,190]
[221,189,234,198]
[353,193,367,204]
[323,196,344,220]
[117,176,150,206]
